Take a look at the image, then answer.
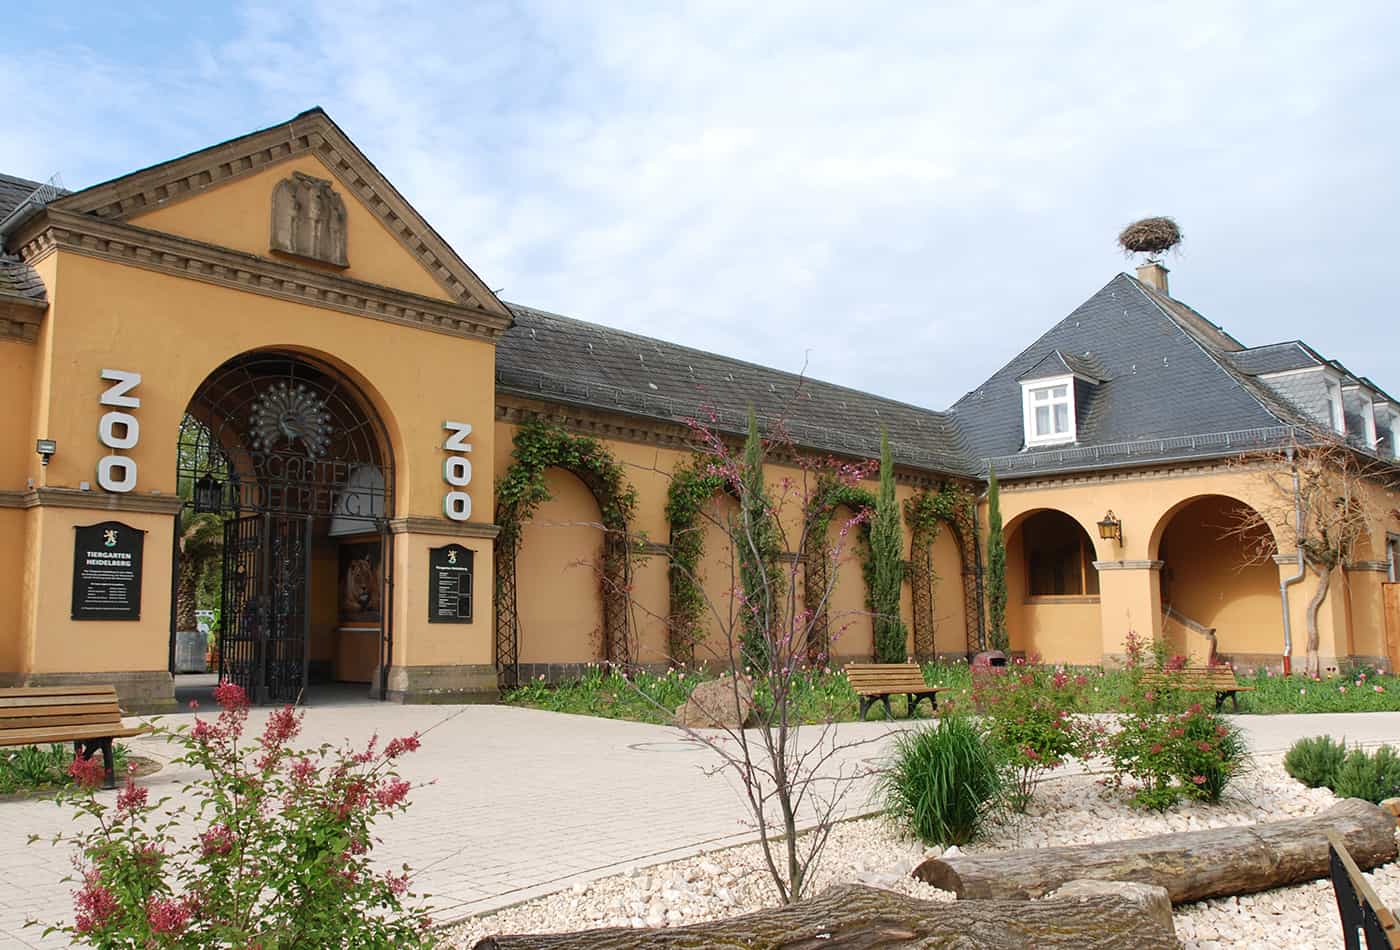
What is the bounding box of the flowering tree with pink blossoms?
[628,405,886,905]
[40,682,434,948]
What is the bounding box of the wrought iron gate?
[181,352,395,705]
[217,513,312,704]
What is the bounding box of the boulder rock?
[674,676,755,729]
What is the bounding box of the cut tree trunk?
[472,881,1178,949]
[915,798,1397,905]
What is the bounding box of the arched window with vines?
[802,476,877,663]
[494,418,638,688]
[904,484,980,659]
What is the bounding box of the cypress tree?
[871,429,908,662]
[737,408,779,670]
[986,466,1008,652]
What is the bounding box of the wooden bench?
[0,686,148,789]
[845,663,944,720]
[1140,666,1254,712]
[1329,830,1400,949]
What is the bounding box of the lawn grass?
[504,663,1400,723]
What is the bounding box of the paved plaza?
[2,697,1399,947]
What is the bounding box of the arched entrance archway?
[1151,494,1277,663]
[174,351,395,704]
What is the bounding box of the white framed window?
[1361,397,1379,448]
[1325,379,1346,435]
[1021,376,1076,445]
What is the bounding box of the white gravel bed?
[444,759,1398,949]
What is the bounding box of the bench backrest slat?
[845,664,930,692]
[0,686,125,736]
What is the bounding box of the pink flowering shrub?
[43,682,434,947]
[971,658,1096,810]
[1105,641,1250,810]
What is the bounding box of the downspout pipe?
[1279,446,1305,675]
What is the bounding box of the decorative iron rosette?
[249,381,333,456]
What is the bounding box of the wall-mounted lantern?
[193,473,225,513]
[1097,509,1123,545]
[35,439,56,466]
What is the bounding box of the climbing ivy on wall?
[494,418,639,677]
[903,482,972,659]
[664,459,730,666]
[802,472,877,663]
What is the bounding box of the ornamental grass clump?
[972,659,1096,811]
[1283,735,1349,789]
[1332,745,1400,804]
[879,714,1004,847]
[42,682,434,948]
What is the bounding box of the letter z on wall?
[98,369,141,493]
[443,421,473,521]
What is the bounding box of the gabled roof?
[1016,349,1106,384]
[498,303,977,476]
[45,109,511,322]
[1226,341,1325,376]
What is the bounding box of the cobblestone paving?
[2,695,1397,947]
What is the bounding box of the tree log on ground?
[472,881,1178,949]
[915,797,1399,904]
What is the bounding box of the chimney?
[1136,260,1170,295]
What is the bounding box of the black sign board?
[428,544,473,623]
[72,521,145,621]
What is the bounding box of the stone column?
[1092,560,1163,667]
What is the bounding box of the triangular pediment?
[49,108,510,320]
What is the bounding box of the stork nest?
[1118,216,1182,257]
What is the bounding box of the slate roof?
[950,274,1315,476]
[0,173,61,305]
[0,173,46,221]
[1226,342,1324,376]
[0,256,47,303]
[497,303,978,476]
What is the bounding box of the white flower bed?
[445,760,1399,949]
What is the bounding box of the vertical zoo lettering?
[97,369,141,493]
[443,421,473,521]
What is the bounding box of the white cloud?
[3,1,1398,405]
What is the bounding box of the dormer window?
[1017,349,1103,449]
[1325,379,1345,435]
[1025,379,1074,444]
[1361,397,1379,448]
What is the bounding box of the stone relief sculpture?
[270,171,348,266]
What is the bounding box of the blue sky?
[5,2,1398,408]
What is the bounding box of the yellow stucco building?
[1,111,1396,710]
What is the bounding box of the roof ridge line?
[504,301,960,422]
[1124,278,1295,429]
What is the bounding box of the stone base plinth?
[370,664,499,704]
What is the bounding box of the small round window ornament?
[249,381,333,456]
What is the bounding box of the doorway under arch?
[1152,494,1278,662]
[173,351,395,704]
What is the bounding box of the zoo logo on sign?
[442,421,473,521]
[97,369,141,493]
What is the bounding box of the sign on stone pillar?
[72,521,145,621]
[428,544,473,623]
